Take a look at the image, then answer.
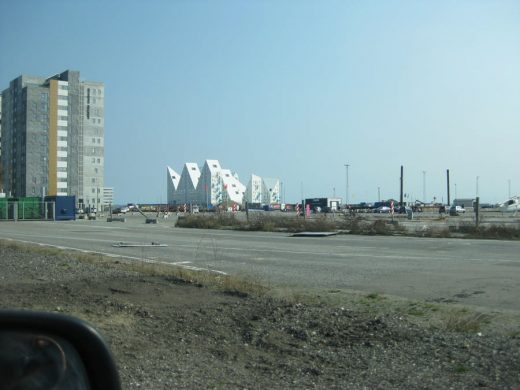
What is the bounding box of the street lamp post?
[344,164,350,206]
[422,170,426,202]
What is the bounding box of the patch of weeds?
[453,364,469,374]
[406,302,439,317]
[474,225,520,240]
[507,330,520,339]
[261,221,276,232]
[176,214,244,229]
[365,292,383,300]
[407,307,426,317]
[433,228,452,238]
[443,310,489,333]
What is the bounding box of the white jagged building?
[167,160,246,208]
[244,175,281,205]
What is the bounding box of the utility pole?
[476,176,479,198]
[400,166,404,206]
[422,170,426,202]
[446,169,450,206]
[344,164,350,205]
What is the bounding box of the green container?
[0,198,7,219]
[17,197,43,220]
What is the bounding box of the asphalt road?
[1,215,519,312]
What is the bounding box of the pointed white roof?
[204,159,222,174]
[167,166,180,190]
[263,177,279,191]
[182,162,201,189]
[222,169,246,203]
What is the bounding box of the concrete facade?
[102,187,114,209]
[0,71,104,209]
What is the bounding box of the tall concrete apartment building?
[0,70,104,209]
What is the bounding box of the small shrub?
[443,311,488,333]
[475,225,520,240]
[453,364,469,374]
[366,292,382,300]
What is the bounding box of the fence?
[0,200,56,221]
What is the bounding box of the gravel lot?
[1,241,519,389]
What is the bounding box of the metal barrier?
[0,201,56,221]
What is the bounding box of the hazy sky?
[1,0,519,204]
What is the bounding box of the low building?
[102,187,114,210]
[305,197,342,212]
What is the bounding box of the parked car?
[112,206,129,214]
[397,205,412,214]
[375,206,391,213]
[449,205,465,216]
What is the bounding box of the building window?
[97,158,101,163]
[92,157,95,163]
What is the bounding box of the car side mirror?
[0,310,121,389]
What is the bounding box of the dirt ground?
[1,242,519,389]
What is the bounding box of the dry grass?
[442,310,489,333]
[176,213,338,233]
[472,225,520,240]
[0,239,269,297]
[1,239,512,337]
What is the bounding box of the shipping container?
[17,197,43,220]
[45,196,76,220]
[0,198,8,219]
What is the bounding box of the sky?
[1,0,519,204]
